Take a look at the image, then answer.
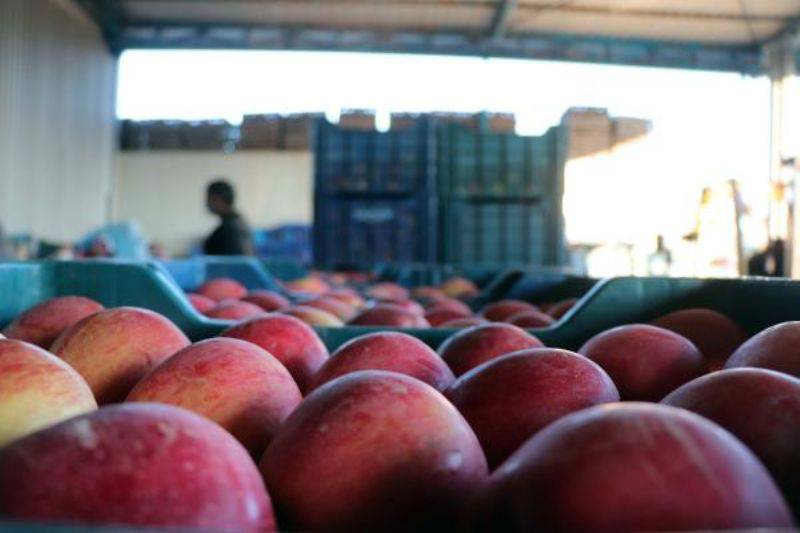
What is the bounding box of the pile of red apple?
[1,291,799,531]
[185,274,579,332]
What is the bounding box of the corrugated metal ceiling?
[75,0,800,73]
[118,0,799,45]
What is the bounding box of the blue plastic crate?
[157,256,281,293]
[314,194,438,268]
[315,117,437,195]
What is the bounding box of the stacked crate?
[120,120,237,150]
[183,120,237,150]
[313,116,438,268]
[437,116,565,266]
[560,108,651,159]
[239,114,283,149]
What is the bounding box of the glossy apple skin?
[481,300,539,322]
[349,304,430,328]
[382,299,426,317]
[128,338,302,457]
[325,288,365,309]
[412,286,449,303]
[652,308,747,370]
[579,324,704,401]
[725,321,800,378]
[447,348,619,468]
[241,290,290,312]
[506,310,555,328]
[440,317,489,329]
[221,314,329,393]
[309,332,455,392]
[473,403,793,532]
[51,307,190,404]
[428,297,473,314]
[284,305,345,327]
[187,293,216,314]
[441,277,479,299]
[547,298,579,320]
[205,300,266,320]
[261,371,489,531]
[197,277,248,302]
[0,403,276,531]
[426,306,473,327]
[663,367,800,516]
[438,323,544,376]
[0,339,97,446]
[365,282,409,302]
[302,296,357,321]
[2,296,104,348]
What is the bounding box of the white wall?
[114,150,313,255]
[0,0,116,241]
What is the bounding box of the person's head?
[206,179,235,215]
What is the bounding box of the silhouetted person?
[748,239,785,277]
[203,180,253,256]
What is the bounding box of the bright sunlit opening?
[117,49,775,276]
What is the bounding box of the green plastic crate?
[0,261,225,341]
[314,276,800,351]
[472,268,596,308]
[3,262,799,355]
[438,124,558,198]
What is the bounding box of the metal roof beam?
[488,0,518,39]
[73,0,125,55]
[117,22,763,75]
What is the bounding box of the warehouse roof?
[79,0,800,74]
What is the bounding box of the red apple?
[205,300,266,320]
[426,306,473,327]
[652,308,747,370]
[725,321,800,378]
[412,286,449,303]
[261,371,488,531]
[579,324,704,401]
[439,324,544,376]
[197,277,247,302]
[284,275,330,296]
[365,282,409,302]
[426,297,473,314]
[51,307,190,404]
[547,298,579,320]
[381,298,425,316]
[440,317,490,329]
[663,367,800,514]
[302,296,357,321]
[441,277,479,299]
[481,300,538,322]
[0,339,97,446]
[0,403,275,531]
[349,303,430,328]
[284,305,344,327]
[187,293,216,314]
[325,288,365,309]
[2,296,104,348]
[506,310,554,328]
[447,348,618,468]
[474,403,792,531]
[309,332,454,392]
[128,338,301,456]
[241,290,290,312]
[221,314,329,393]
